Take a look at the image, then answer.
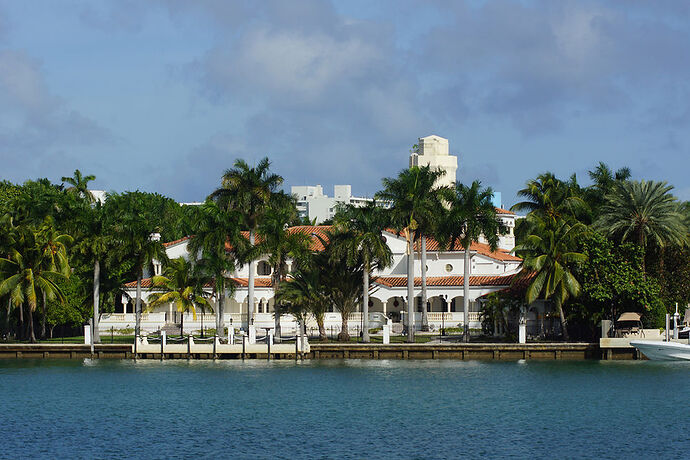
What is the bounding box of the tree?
[376,165,446,342]
[61,169,96,203]
[209,157,283,328]
[595,180,687,276]
[585,162,631,219]
[186,201,244,339]
[256,195,311,341]
[0,219,71,342]
[72,202,111,343]
[277,264,327,341]
[511,172,588,228]
[108,192,168,340]
[436,181,506,342]
[146,257,212,336]
[514,215,588,341]
[331,202,392,342]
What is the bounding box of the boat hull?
[630,340,690,361]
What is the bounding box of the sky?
[1,0,689,208]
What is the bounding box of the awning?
[617,312,641,322]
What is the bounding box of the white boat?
[630,340,690,361]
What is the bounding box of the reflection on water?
[1,358,689,459]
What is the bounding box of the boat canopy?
[617,312,642,322]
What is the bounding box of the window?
[445,264,453,273]
[257,261,271,276]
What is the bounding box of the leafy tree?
[585,162,631,219]
[210,157,283,328]
[277,262,327,341]
[570,232,663,337]
[436,180,506,342]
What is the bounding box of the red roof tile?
[495,207,515,215]
[163,236,191,247]
[123,277,273,289]
[373,274,518,288]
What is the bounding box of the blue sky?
[1,0,689,207]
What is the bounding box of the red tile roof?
[373,274,518,288]
[123,277,273,289]
[223,226,333,252]
[495,207,515,215]
[163,236,191,247]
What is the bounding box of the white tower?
[409,135,458,189]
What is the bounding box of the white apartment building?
[291,184,376,223]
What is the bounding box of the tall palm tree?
[187,201,244,339]
[586,162,631,219]
[257,196,311,341]
[61,169,96,203]
[514,215,588,341]
[108,193,168,340]
[0,221,70,342]
[596,180,687,276]
[331,202,392,342]
[72,202,110,343]
[376,165,445,341]
[209,157,283,328]
[147,257,212,336]
[437,181,506,342]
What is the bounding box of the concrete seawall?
[0,342,604,360]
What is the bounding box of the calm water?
[1,358,688,459]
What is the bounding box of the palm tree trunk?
[135,271,142,338]
[18,301,24,340]
[463,246,471,343]
[339,310,350,342]
[362,266,370,342]
[5,298,11,338]
[40,291,46,339]
[217,289,225,340]
[93,259,101,343]
[317,315,327,341]
[421,236,429,331]
[247,229,256,328]
[180,312,184,336]
[556,300,569,341]
[28,304,36,343]
[406,230,415,343]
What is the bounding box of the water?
[0,359,688,459]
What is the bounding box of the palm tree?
[277,264,327,341]
[514,215,588,341]
[35,217,73,339]
[0,221,70,342]
[146,257,212,336]
[72,202,110,343]
[436,181,506,342]
[209,157,283,328]
[61,169,96,203]
[257,196,311,342]
[586,162,631,219]
[187,201,244,339]
[108,193,168,340]
[376,166,445,341]
[596,180,687,276]
[331,202,392,342]
[511,172,588,226]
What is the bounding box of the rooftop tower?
[409,135,458,189]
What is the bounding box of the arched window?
[257,261,271,276]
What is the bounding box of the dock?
[0,342,601,360]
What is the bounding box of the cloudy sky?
[1,0,689,207]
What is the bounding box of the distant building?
[409,134,458,189]
[290,184,376,223]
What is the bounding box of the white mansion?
[99,135,534,337]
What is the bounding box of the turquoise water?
[1,359,688,459]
